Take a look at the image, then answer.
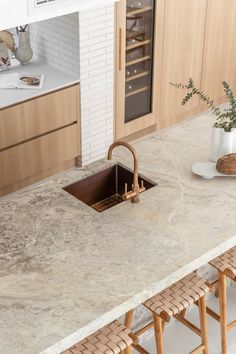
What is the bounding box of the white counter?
[0,60,79,109]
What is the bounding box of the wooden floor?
[135,285,236,354]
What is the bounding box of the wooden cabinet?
[158,0,207,129]
[116,0,236,135]
[159,0,236,127]
[201,0,236,103]
[0,85,79,150]
[115,0,208,137]
[0,84,81,196]
[115,0,164,139]
[0,125,79,189]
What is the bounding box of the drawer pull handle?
[119,28,123,71]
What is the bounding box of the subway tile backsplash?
[30,13,80,77]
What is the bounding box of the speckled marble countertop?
[1,114,236,354]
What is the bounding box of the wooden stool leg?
[215,283,220,298]
[219,272,227,354]
[199,295,209,354]
[125,346,132,354]
[124,310,134,354]
[125,310,134,329]
[153,313,164,354]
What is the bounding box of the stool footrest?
[204,306,220,322]
[132,344,150,354]
[205,306,236,331]
[227,319,236,331]
[189,344,205,354]
[174,314,201,337]
[134,321,154,337]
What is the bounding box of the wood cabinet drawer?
[0,124,79,188]
[0,84,80,150]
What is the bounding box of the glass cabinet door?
[125,0,155,123]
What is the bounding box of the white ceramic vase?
[15,31,33,65]
[210,127,236,162]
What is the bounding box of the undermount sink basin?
[63,164,156,212]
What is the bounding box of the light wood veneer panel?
[159,0,207,128]
[0,159,76,197]
[201,0,236,101]
[0,124,78,188]
[0,84,79,150]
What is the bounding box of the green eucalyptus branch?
[170,79,236,132]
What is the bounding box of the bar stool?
[62,320,134,354]
[208,246,236,354]
[125,272,209,354]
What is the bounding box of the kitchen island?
[0,114,236,354]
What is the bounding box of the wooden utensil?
[0,31,15,52]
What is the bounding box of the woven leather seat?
[62,320,133,354]
[208,246,236,354]
[210,246,236,280]
[143,272,209,322]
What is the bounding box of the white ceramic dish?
[192,162,236,179]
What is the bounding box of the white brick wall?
[79,5,114,165]
[29,5,115,166]
[29,13,80,77]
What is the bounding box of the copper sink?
[63,164,156,212]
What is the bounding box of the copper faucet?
[107,141,145,203]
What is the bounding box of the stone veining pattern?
[0,115,236,354]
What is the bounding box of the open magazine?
[0,73,44,89]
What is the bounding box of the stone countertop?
[1,114,236,354]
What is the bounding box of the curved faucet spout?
[108,141,144,203]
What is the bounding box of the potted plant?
[171,79,236,161]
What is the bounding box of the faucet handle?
[139,180,145,193]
